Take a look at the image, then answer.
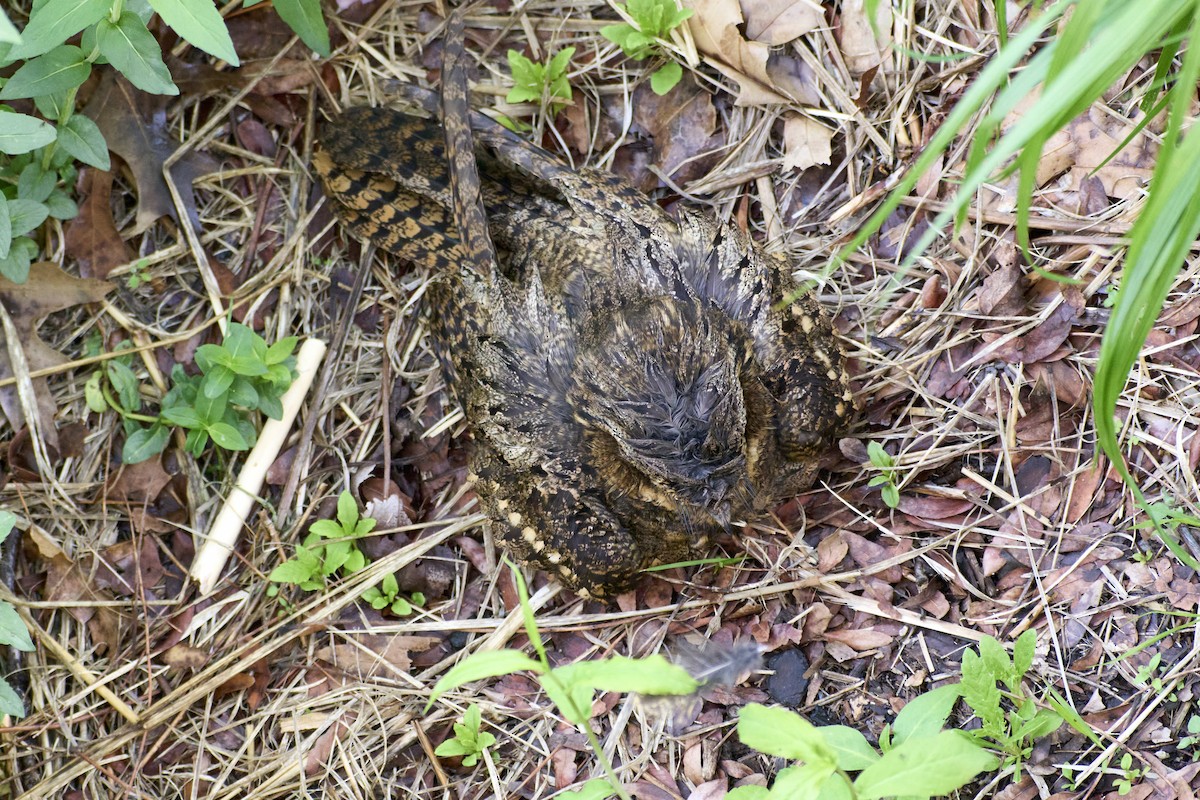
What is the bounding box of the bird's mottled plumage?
[313,18,852,597]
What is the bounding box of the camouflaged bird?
[313,17,853,597]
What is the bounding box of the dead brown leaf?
[781,114,833,171]
[631,76,725,186]
[83,71,220,234]
[65,169,134,279]
[0,262,113,441]
[741,0,823,45]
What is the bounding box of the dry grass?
[4,1,1200,798]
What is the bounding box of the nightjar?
[313,16,853,597]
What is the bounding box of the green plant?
[268,491,374,591]
[0,511,34,718]
[361,572,425,616]
[865,441,900,508]
[506,47,575,111]
[957,630,1064,777]
[125,258,150,290]
[433,704,496,767]
[1177,714,1200,761]
[427,563,699,800]
[841,0,1200,570]
[600,0,693,95]
[0,0,330,283]
[727,690,997,799]
[87,322,298,463]
[268,491,424,617]
[1114,752,1145,795]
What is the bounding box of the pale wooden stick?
[192,338,328,595]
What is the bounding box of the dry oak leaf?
[83,71,220,234]
[66,168,134,279]
[0,261,113,437]
[684,0,818,105]
[742,0,823,45]
[782,114,833,170]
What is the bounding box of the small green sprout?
[600,0,693,95]
[507,47,575,110]
[433,704,497,767]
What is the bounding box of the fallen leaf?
[161,643,210,671]
[0,262,113,442]
[685,0,807,106]
[65,169,134,279]
[631,75,725,186]
[838,0,892,76]
[781,114,833,171]
[742,0,823,45]
[83,71,220,234]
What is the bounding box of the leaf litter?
[6,2,1200,799]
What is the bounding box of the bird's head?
[575,296,765,526]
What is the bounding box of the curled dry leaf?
[741,0,823,45]
[83,71,220,234]
[781,114,833,171]
[631,76,725,187]
[0,262,113,440]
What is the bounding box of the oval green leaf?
[426,650,545,710]
[854,731,998,799]
[146,0,239,65]
[0,112,56,154]
[0,45,91,100]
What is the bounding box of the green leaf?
[8,199,49,238]
[737,704,836,765]
[891,684,961,745]
[650,61,682,95]
[554,654,698,696]
[160,404,203,428]
[95,11,179,95]
[5,0,108,60]
[0,112,56,154]
[272,0,330,56]
[105,359,141,411]
[45,191,77,220]
[202,365,235,399]
[0,45,91,100]
[427,650,546,710]
[434,738,470,757]
[146,0,239,65]
[0,10,20,45]
[333,490,357,531]
[724,788,770,800]
[264,336,298,364]
[560,779,618,800]
[854,731,998,799]
[57,114,110,169]
[977,636,1013,688]
[268,556,319,584]
[308,519,342,539]
[207,421,248,450]
[0,677,25,718]
[0,512,14,547]
[0,196,11,260]
[84,371,107,412]
[818,725,881,771]
[769,762,837,798]
[0,602,34,650]
[122,424,170,463]
[1012,629,1036,681]
[959,650,1003,730]
[0,238,36,282]
[540,673,594,726]
[17,163,56,203]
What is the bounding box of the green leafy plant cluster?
[434,704,496,767]
[0,511,34,718]
[86,322,298,463]
[0,0,329,283]
[507,47,575,111]
[426,564,1074,800]
[268,491,425,616]
[865,441,900,509]
[601,0,693,95]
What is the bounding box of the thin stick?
[191,338,328,594]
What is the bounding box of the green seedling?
[600,0,693,95]
[866,440,901,508]
[507,47,575,111]
[433,704,496,767]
